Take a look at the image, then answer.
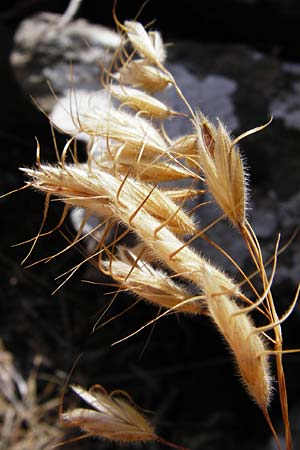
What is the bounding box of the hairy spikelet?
[203,276,272,410]
[76,106,168,155]
[115,59,171,92]
[109,85,177,118]
[51,90,169,156]
[101,246,202,314]
[124,21,166,64]
[161,188,204,202]
[195,113,248,228]
[22,164,197,235]
[116,207,238,296]
[94,150,198,182]
[62,385,155,443]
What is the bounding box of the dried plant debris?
[3,4,300,450]
[0,342,63,450]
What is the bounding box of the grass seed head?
[62,384,156,443]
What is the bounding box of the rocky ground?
[0,1,299,450]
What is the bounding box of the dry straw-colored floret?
[195,113,248,228]
[93,149,198,182]
[71,104,169,156]
[100,246,202,314]
[203,276,272,410]
[61,384,156,443]
[60,384,188,450]
[115,59,171,92]
[124,20,166,64]
[22,163,197,235]
[170,134,200,170]
[109,84,178,118]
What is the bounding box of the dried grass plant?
[3,2,300,449]
[0,341,63,450]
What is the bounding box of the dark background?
[1,0,300,61]
[0,1,299,450]
[68,0,300,62]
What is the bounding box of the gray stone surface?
[10,12,120,112]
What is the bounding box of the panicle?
[17,8,294,450]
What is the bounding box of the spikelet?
[101,246,202,314]
[94,150,197,182]
[109,85,177,118]
[162,188,204,202]
[203,276,272,410]
[22,164,197,235]
[51,90,169,157]
[61,384,155,443]
[93,150,197,182]
[194,113,248,228]
[124,21,166,64]
[116,59,171,92]
[78,106,168,156]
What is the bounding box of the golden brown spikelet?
[124,21,166,64]
[109,85,178,118]
[101,246,202,314]
[116,59,171,92]
[62,384,156,443]
[161,188,204,202]
[195,113,248,228]
[203,276,272,410]
[22,164,197,235]
[21,164,111,217]
[76,105,169,156]
[125,160,197,183]
[94,150,198,182]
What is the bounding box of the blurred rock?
[10,12,120,111]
